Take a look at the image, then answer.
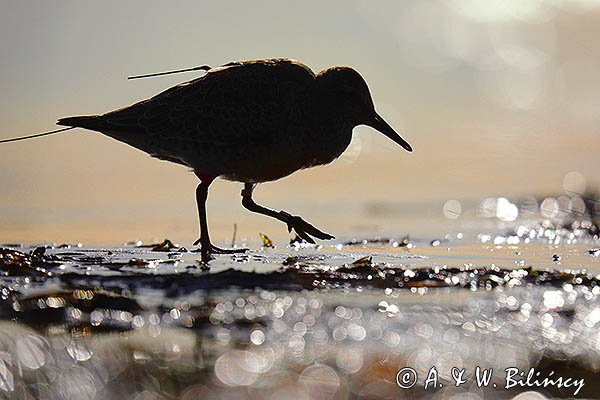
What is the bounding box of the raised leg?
[241,183,334,244]
[193,175,247,260]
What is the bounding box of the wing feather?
[99,59,315,164]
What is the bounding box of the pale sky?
[1,1,599,244]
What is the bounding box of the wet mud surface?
[1,217,600,399]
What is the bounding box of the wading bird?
[54,58,412,260]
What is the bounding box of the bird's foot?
[193,238,248,261]
[280,211,335,244]
[207,244,249,254]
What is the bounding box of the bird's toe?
[210,245,249,254]
[287,216,334,242]
[292,229,316,244]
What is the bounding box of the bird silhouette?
[57,58,412,260]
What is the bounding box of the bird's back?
[59,58,318,181]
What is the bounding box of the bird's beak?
[367,112,412,152]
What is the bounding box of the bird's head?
[316,66,412,152]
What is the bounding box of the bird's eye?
[333,85,356,99]
[335,85,364,105]
[339,84,355,94]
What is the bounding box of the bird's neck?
[302,102,353,166]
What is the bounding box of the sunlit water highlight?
[0,192,599,399]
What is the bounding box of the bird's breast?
[217,124,352,183]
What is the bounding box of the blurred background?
[1,0,599,245]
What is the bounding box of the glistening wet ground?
[1,195,600,399]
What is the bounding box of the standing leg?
[192,177,212,246]
[193,174,247,260]
[241,183,334,244]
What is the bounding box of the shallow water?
[1,195,600,399]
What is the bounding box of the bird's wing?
[99,59,316,152]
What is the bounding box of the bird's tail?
[57,115,101,130]
[58,114,151,155]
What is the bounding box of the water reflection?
[2,274,598,398]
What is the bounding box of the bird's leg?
[193,176,247,260]
[241,183,334,244]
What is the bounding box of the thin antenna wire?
[0,127,75,144]
[127,65,212,80]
